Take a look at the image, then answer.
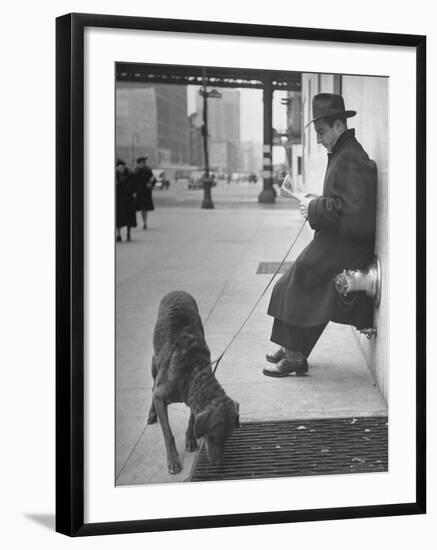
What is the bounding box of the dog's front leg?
[185,411,198,452]
[153,394,182,474]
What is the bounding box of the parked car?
[188,171,217,190]
[152,169,170,190]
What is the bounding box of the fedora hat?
[306,93,356,127]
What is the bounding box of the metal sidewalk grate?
[189,417,388,482]
[256,261,293,274]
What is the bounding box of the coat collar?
[330,128,355,155]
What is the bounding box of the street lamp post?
[199,74,222,209]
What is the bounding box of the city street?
[115,180,387,486]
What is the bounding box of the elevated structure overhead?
[116,63,301,91]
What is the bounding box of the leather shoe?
[263,355,308,377]
[265,347,286,364]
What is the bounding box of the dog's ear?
[194,408,214,439]
[233,400,240,428]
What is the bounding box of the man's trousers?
[270,318,327,358]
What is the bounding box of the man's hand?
[299,196,311,219]
[281,174,306,203]
[281,174,316,218]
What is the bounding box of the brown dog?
[147,290,240,474]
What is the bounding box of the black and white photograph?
[53,11,426,538]
[2,0,434,547]
[114,64,389,486]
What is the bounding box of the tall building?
[194,88,241,174]
[240,141,263,174]
[188,112,203,168]
[116,81,190,168]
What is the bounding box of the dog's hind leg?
[185,411,198,452]
[153,392,182,474]
[147,355,158,425]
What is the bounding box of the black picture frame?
[56,12,426,537]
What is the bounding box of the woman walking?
[133,156,155,229]
[116,160,137,242]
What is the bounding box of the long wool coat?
[134,165,155,212]
[267,129,377,330]
[116,168,137,229]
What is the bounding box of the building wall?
[286,91,302,143]
[188,112,203,168]
[115,81,190,168]
[195,88,241,174]
[301,74,342,194]
[196,88,240,142]
[342,75,389,401]
[240,141,263,174]
[116,82,157,168]
[301,74,329,195]
[155,85,190,164]
[301,73,389,402]
[209,141,228,172]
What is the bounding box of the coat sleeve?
[146,167,156,187]
[307,150,376,239]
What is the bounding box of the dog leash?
[211,218,307,374]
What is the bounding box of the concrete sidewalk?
[115,181,387,486]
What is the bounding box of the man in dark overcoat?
[263,93,377,377]
[133,156,155,230]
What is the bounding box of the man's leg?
[292,323,328,358]
[263,319,327,377]
[269,318,327,357]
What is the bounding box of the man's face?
[314,119,342,152]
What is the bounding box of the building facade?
[282,90,303,186]
[240,141,263,175]
[116,81,190,169]
[188,112,203,168]
[194,88,242,175]
[300,73,389,400]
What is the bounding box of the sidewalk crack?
[115,423,147,483]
